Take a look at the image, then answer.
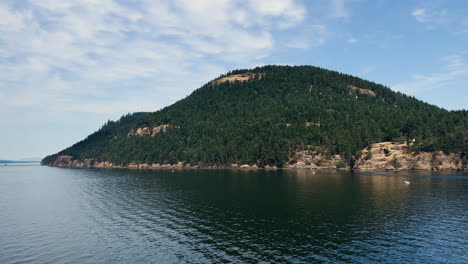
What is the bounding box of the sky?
[1,0,467,160]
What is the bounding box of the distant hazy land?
[0,160,40,164]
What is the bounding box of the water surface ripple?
[1,166,467,263]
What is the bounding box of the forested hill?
[42,65,467,168]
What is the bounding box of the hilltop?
[42,65,467,170]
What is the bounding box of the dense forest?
[42,65,467,167]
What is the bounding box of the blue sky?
[1,0,467,160]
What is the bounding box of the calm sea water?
[0,166,467,263]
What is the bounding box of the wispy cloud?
[392,54,468,94]
[287,24,328,49]
[347,37,358,44]
[0,0,306,115]
[411,7,452,30]
[411,8,430,23]
[330,0,348,18]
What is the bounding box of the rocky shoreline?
[353,142,467,171]
[43,155,280,170]
[43,141,467,172]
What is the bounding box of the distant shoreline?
[43,160,467,172]
[1,160,39,163]
[1,161,40,166]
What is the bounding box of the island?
[42,65,468,171]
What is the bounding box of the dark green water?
[1,166,467,263]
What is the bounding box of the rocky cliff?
[45,143,467,171]
[353,142,467,171]
[286,151,348,170]
[127,124,178,137]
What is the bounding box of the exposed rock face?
[211,72,265,85]
[128,124,177,137]
[349,85,377,97]
[305,121,320,128]
[45,142,467,171]
[353,142,467,171]
[46,156,123,169]
[286,151,348,170]
[49,155,72,168]
[45,156,259,170]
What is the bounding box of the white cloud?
[411,7,448,26]
[412,8,429,22]
[392,54,468,94]
[0,0,306,115]
[250,0,306,29]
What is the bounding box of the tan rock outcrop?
[349,85,377,97]
[51,155,72,167]
[353,142,467,171]
[128,124,179,137]
[286,151,347,169]
[45,143,466,171]
[211,72,265,85]
[136,127,151,136]
[305,121,321,128]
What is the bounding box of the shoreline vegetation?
[44,141,467,172]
